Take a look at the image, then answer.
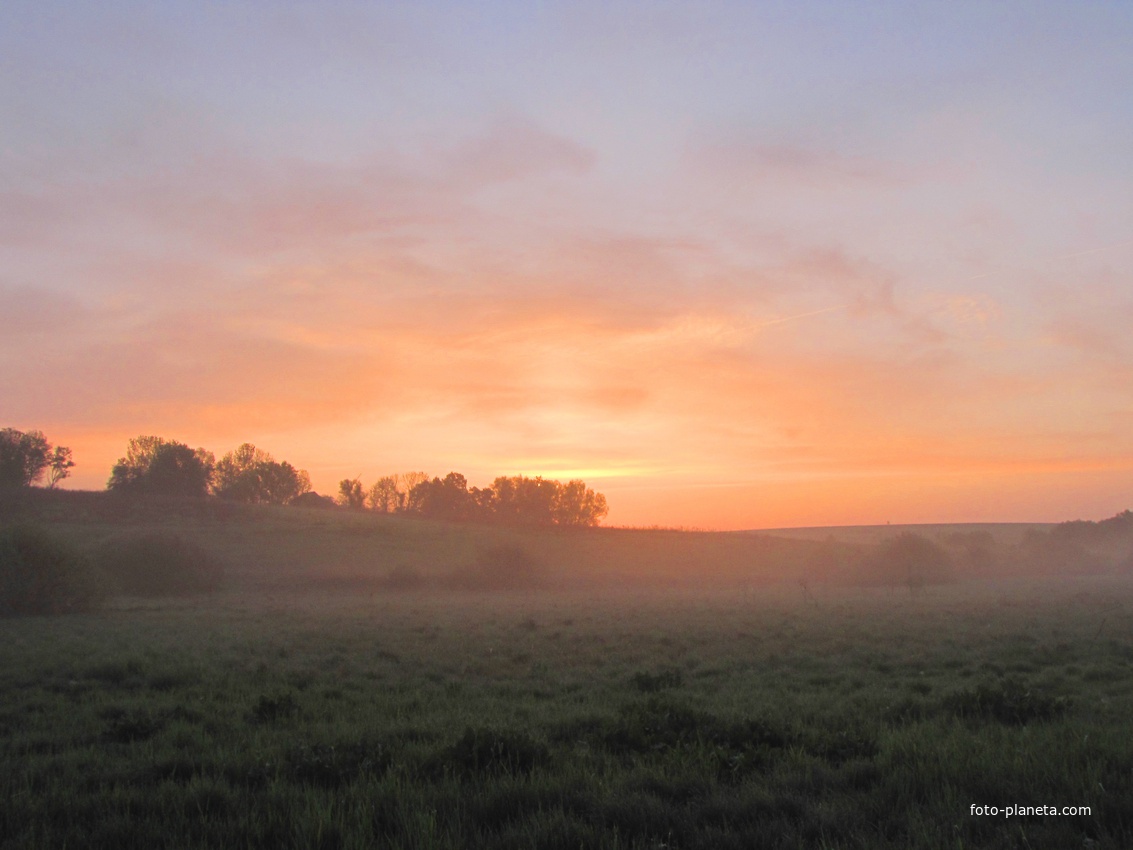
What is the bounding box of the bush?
[857,533,954,589]
[447,545,541,591]
[95,532,223,596]
[0,524,104,616]
[1014,530,1109,577]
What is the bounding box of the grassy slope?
[0,489,829,591]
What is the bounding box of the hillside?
[756,522,1052,547]
[0,489,817,592]
[3,489,1130,594]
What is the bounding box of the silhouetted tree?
[45,446,75,488]
[400,471,609,526]
[470,484,496,517]
[367,476,400,513]
[256,460,311,505]
[0,428,67,488]
[399,471,428,497]
[368,471,428,512]
[107,436,214,498]
[1051,510,1133,545]
[485,475,608,526]
[213,443,311,504]
[213,443,270,498]
[337,477,366,509]
[491,476,559,525]
[405,472,479,521]
[553,479,609,527]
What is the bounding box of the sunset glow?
[3,2,1132,528]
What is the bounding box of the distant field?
[3,491,1133,848]
[757,522,1053,547]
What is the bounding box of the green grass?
[2,580,1132,848]
[2,490,1132,847]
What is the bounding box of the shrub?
[448,545,541,591]
[0,524,104,616]
[290,491,338,509]
[95,532,223,596]
[857,533,954,589]
[1014,530,1109,577]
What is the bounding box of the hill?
[0,489,817,593]
[756,522,1052,547]
[3,489,1130,594]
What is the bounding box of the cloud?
[0,285,89,335]
[0,115,597,273]
[685,136,916,190]
[0,305,390,430]
[445,116,597,186]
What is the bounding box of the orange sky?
[3,4,1132,528]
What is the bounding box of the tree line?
[336,471,608,527]
[1,428,608,527]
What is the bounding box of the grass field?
[2,491,1132,848]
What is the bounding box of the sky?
[2,1,1132,529]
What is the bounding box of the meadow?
[2,492,1132,849]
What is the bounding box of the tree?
[338,477,366,510]
[108,436,214,498]
[405,472,478,521]
[553,479,609,527]
[398,471,609,526]
[860,533,954,591]
[256,461,311,505]
[484,475,607,526]
[491,476,560,525]
[213,443,311,505]
[398,471,428,502]
[367,471,429,513]
[213,443,271,500]
[0,428,56,488]
[46,446,75,489]
[367,476,400,513]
